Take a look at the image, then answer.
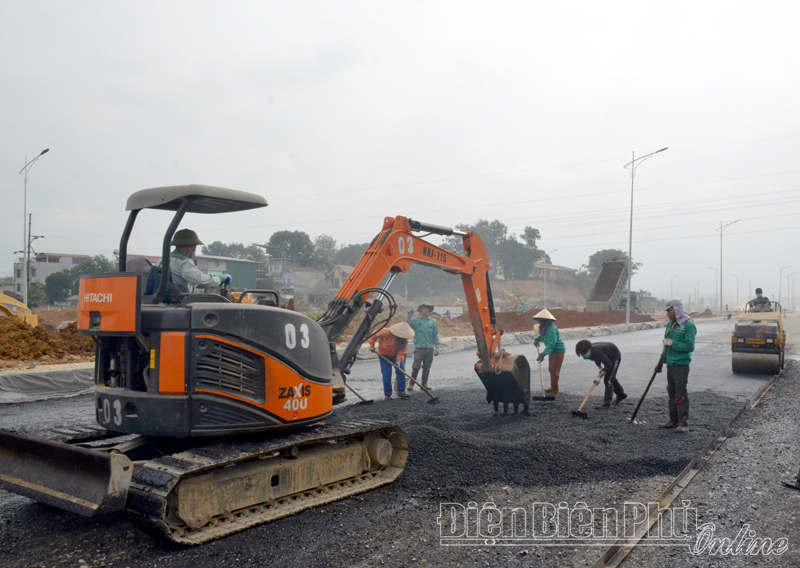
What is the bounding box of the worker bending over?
[575,340,627,408]
[369,322,415,400]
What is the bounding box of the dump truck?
[0,184,529,545]
[585,258,638,313]
[731,300,785,374]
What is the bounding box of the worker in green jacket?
[658,299,697,433]
[532,309,566,396]
[408,301,440,390]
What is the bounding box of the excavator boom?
[319,216,531,414]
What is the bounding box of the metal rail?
[591,370,782,567]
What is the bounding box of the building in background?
[195,255,261,290]
[326,265,355,292]
[13,253,90,294]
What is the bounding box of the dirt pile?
[35,308,79,328]
[456,308,654,333]
[337,308,654,342]
[337,312,475,343]
[0,317,94,368]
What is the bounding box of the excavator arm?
[317,216,530,414]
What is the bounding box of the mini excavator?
[0,184,529,544]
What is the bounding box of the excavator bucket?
[475,353,531,415]
[0,430,133,516]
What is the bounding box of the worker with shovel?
[369,322,415,400]
[408,301,440,391]
[532,309,565,397]
[658,300,697,433]
[575,340,627,408]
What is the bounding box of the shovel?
[344,381,374,405]
[572,379,601,419]
[377,353,440,403]
[571,360,618,419]
[629,345,670,424]
[531,343,556,401]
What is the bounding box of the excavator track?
[126,419,407,544]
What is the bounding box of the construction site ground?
[1,316,798,566]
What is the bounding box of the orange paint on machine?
[77,274,141,335]
[193,334,333,422]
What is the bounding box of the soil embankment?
[0,317,94,370]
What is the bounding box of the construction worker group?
[377,301,696,434]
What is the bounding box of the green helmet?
[171,229,204,246]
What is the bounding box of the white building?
[13,253,90,295]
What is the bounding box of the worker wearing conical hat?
[369,322,415,400]
[532,309,565,396]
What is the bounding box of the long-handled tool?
[629,345,670,424]
[571,360,618,419]
[377,353,440,403]
[344,381,374,405]
[531,343,556,401]
[572,378,601,419]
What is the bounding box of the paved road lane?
[345,316,792,406]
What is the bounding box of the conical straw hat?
[389,322,415,339]
[532,308,556,321]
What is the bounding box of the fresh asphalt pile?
[0,378,749,568]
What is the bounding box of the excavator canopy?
[126,184,267,214]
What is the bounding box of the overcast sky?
[2,1,799,307]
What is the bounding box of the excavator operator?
[170,229,231,293]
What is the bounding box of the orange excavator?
[0,185,529,545]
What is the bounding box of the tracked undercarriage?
[0,420,406,545]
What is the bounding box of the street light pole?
[697,280,704,312]
[624,147,668,325]
[18,148,50,306]
[542,248,558,309]
[717,220,739,313]
[779,264,791,308]
[708,267,718,313]
[729,273,739,311]
[787,273,795,311]
[793,277,800,311]
[670,274,680,299]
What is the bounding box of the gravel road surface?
[0,317,794,567]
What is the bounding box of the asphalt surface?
[345,317,777,405]
[0,316,794,567]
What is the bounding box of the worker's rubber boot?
[612,379,627,404]
[595,384,613,409]
[658,399,678,429]
[674,400,690,433]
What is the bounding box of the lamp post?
[708,267,718,313]
[792,276,800,311]
[624,147,668,325]
[670,274,680,299]
[19,148,50,305]
[696,280,704,312]
[716,220,739,314]
[779,265,791,308]
[787,273,795,312]
[542,248,558,309]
